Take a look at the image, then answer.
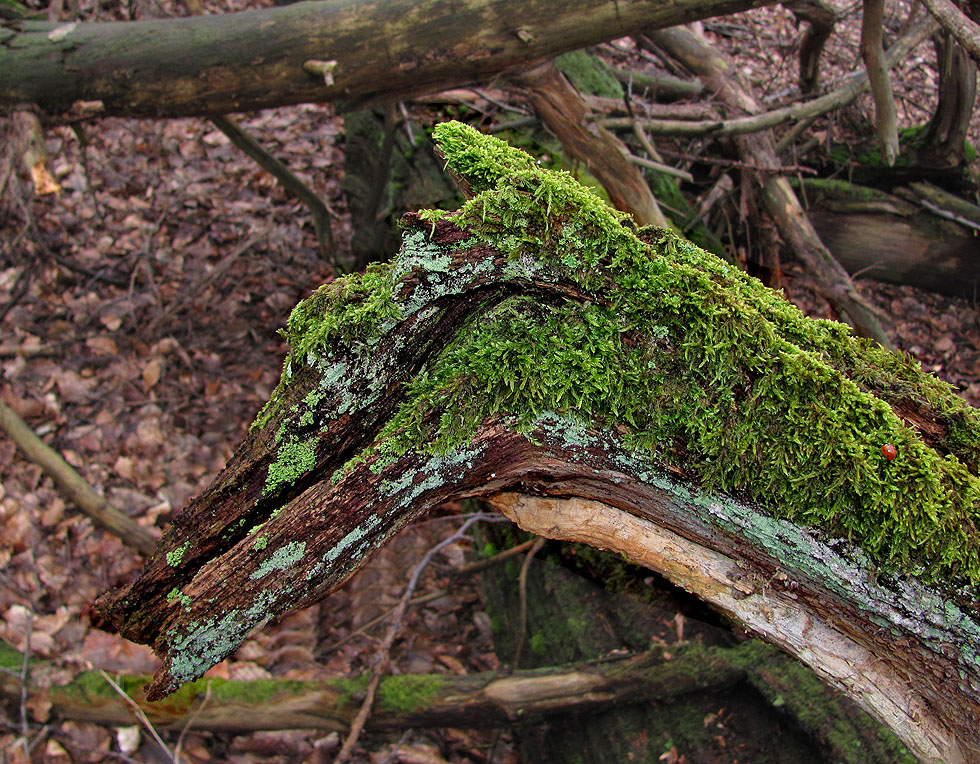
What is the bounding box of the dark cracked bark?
[95,123,980,764]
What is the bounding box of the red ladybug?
[881,443,898,460]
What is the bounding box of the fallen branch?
[210,116,337,265]
[602,18,936,138]
[0,400,158,555]
[920,0,980,62]
[0,635,898,759]
[94,123,980,763]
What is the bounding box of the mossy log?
[0,638,758,734]
[95,123,980,764]
[0,0,775,122]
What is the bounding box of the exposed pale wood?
[93,130,980,764]
[0,638,754,733]
[489,493,963,763]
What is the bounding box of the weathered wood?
[795,178,980,299]
[0,638,760,733]
[95,122,980,764]
[0,0,775,121]
[477,531,914,763]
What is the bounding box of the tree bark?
[795,178,980,299]
[0,0,775,122]
[94,122,980,764]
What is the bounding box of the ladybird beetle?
[881,443,898,460]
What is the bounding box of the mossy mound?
[260,121,980,591]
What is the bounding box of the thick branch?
[920,0,980,62]
[860,0,899,166]
[0,0,776,121]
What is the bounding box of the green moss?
[0,640,23,669]
[555,49,622,98]
[376,673,445,713]
[529,632,548,656]
[167,542,190,566]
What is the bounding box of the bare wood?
[0,0,777,122]
[0,400,158,555]
[488,493,964,764]
[860,0,899,166]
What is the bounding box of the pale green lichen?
[250,541,306,580]
[264,437,317,495]
[167,542,190,567]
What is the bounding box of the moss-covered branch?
[96,122,980,763]
[3,636,907,761]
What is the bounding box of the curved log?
[95,122,980,763]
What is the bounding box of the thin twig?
[601,19,936,139]
[101,671,175,763]
[334,513,494,763]
[512,536,547,670]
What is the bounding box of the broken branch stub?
[96,122,980,763]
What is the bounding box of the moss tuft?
[377,673,445,713]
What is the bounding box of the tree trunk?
[94,122,980,764]
[0,0,775,122]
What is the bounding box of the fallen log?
[795,178,980,299]
[95,122,980,764]
[0,0,775,122]
[0,638,745,733]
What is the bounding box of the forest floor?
[1,0,979,762]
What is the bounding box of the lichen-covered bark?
[96,122,980,763]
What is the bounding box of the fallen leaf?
[142,358,163,390]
